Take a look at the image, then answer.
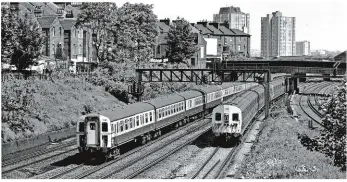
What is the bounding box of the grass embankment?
[1,77,124,143]
[235,101,346,179]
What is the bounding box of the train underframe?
[215,132,242,145]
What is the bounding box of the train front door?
[86,120,99,145]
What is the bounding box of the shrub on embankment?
[86,61,201,103]
[1,76,124,143]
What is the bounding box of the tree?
[114,3,158,65]
[1,5,19,63]
[166,17,198,64]
[75,2,116,62]
[9,13,45,71]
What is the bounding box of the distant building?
[193,22,251,61]
[261,11,296,58]
[10,2,97,64]
[250,49,261,57]
[213,6,250,34]
[152,19,207,68]
[296,41,310,56]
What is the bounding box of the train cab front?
[76,114,111,156]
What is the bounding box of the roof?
[158,22,170,33]
[145,94,185,108]
[230,29,249,36]
[99,102,154,121]
[60,19,76,30]
[37,16,57,28]
[219,82,245,89]
[194,24,212,34]
[206,24,223,35]
[177,90,202,99]
[65,4,81,17]
[218,25,235,36]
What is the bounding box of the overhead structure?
[128,63,272,118]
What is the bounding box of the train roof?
[177,90,202,99]
[145,94,185,108]
[197,85,222,93]
[219,82,245,89]
[98,102,154,121]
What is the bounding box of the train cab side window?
[232,113,239,121]
[102,122,108,132]
[215,113,221,121]
[136,116,140,126]
[149,112,153,122]
[145,113,148,123]
[79,122,84,132]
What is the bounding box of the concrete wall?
[2,127,76,156]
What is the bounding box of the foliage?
[166,17,198,64]
[236,104,345,179]
[4,11,45,70]
[1,5,18,63]
[303,83,346,171]
[1,76,123,143]
[75,2,116,62]
[225,51,250,61]
[113,2,159,64]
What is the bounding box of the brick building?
[153,19,207,68]
[193,22,251,61]
[11,2,97,64]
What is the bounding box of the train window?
[145,113,148,123]
[90,123,96,130]
[125,119,129,130]
[111,124,114,132]
[130,117,133,128]
[165,107,168,116]
[79,122,84,132]
[102,122,108,132]
[215,113,221,121]
[171,105,174,114]
[150,112,153,122]
[159,110,162,118]
[232,113,239,121]
[140,114,144,124]
[168,107,171,115]
[120,120,124,132]
[136,116,140,126]
[174,105,176,113]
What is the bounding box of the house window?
[238,45,241,51]
[201,47,204,58]
[59,27,62,36]
[156,46,160,55]
[52,27,55,36]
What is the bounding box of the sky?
[115,0,347,51]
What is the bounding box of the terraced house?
[10,2,97,64]
[193,22,251,61]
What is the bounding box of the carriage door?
[86,117,99,145]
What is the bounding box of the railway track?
[2,140,76,167]
[2,147,77,175]
[105,120,211,179]
[55,116,210,179]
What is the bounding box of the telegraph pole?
[264,70,271,119]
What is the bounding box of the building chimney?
[197,21,208,27]
[210,22,219,29]
[160,18,170,26]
